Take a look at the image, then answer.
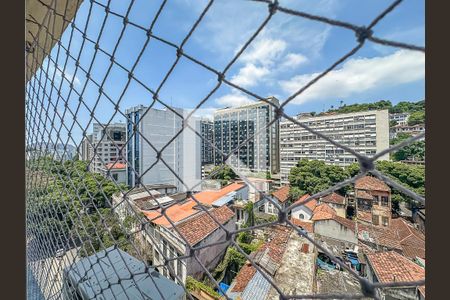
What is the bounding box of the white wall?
[314,219,357,244]
[291,206,313,220]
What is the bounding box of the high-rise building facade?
[280,110,389,185]
[125,105,201,192]
[88,123,126,173]
[200,119,214,165]
[213,97,280,175]
[81,133,94,161]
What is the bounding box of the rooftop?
[291,218,314,233]
[175,205,235,246]
[250,226,292,275]
[390,218,425,259]
[312,203,337,219]
[355,176,391,192]
[104,162,126,169]
[294,194,318,211]
[366,251,425,284]
[144,183,244,227]
[320,192,346,205]
[65,247,184,299]
[272,185,290,203]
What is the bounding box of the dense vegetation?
[288,159,425,207]
[208,164,238,186]
[390,133,425,162]
[27,157,134,257]
[319,99,424,117]
[288,160,350,200]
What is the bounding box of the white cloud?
[240,38,287,65]
[280,50,425,104]
[215,92,255,107]
[280,53,308,69]
[49,64,81,87]
[230,63,270,88]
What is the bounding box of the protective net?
[26,0,425,299]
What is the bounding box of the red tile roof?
[105,162,126,169]
[144,182,244,227]
[272,185,290,203]
[390,218,425,259]
[294,194,318,211]
[357,211,373,223]
[313,203,336,215]
[231,263,256,292]
[358,224,403,250]
[175,206,235,246]
[291,218,314,233]
[312,212,355,231]
[320,193,345,205]
[366,251,425,284]
[355,176,390,192]
[257,226,292,264]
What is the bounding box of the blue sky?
[29,0,424,146]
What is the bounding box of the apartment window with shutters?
[381,196,389,207]
[382,216,389,226]
[372,214,379,225]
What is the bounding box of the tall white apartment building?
[125,105,202,192]
[81,134,93,161]
[83,123,126,173]
[213,97,280,176]
[280,110,390,184]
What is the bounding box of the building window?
[299,213,305,219]
[112,173,118,181]
[372,214,379,225]
[373,195,379,205]
[381,196,389,206]
[382,216,389,226]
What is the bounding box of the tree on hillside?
[407,111,425,126]
[390,133,425,162]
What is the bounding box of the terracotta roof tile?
[390,218,425,259]
[320,193,345,205]
[358,224,403,250]
[313,203,336,215]
[144,182,244,227]
[290,218,314,233]
[231,263,256,292]
[312,213,355,231]
[255,225,292,264]
[366,251,425,283]
[272,186,290,203]
[175,206,235,246]
[293,194,318,212]
[357,211,373,223]
[355,176,390,192]
[105,162,126,169]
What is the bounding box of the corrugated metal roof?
[65,247,184,300]
[212,191,236,207]
[241,271,272,300]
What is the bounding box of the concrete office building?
[82,123,126,173]
[125,105,202,192]
[280,110,389,185]
[213,97,280,176]
[80,133,94,161]
[200,118,214,165]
